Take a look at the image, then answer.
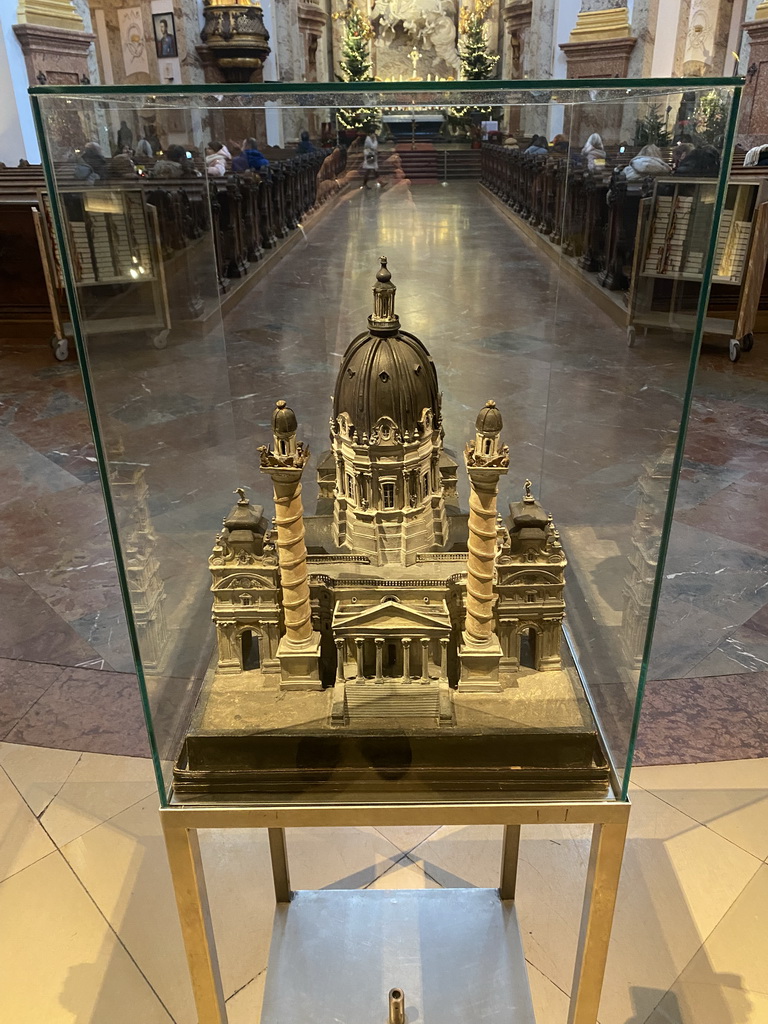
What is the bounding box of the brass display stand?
[161,789,629,1024]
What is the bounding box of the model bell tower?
[329,257,453,566]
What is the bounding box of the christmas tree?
[458,1,500,82]
[634,105,671,148]
[334,2,379,134]
[692,90,727,148]
[446,1,499,134]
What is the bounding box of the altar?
[382,112,446,140]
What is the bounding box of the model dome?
[272,399,297,437]
[333,258,440,438]
[476,399,503,434]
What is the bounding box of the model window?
[526,591,536,603]
[346,474,354,499]
[484,438,492,454]
[380,423,390,439]
[382,482,395,509]
[279,439,287,454]
[423,472,430,496]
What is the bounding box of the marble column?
[355,637,364,680]
[520,0,557,136]
[680,0,733,77]
[501,2,532,136]
[741,4,768,147]
[420,638,430,682]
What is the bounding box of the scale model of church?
[209,258,567,724]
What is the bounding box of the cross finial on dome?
[369,256,399,333]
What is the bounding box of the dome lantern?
[272,399,298,458]
[368,256,399,335]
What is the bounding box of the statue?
[374,0,460,77]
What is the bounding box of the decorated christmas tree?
[692,90,728,148]
[334,2,379,134]
[458,1,500,82]
[634,105,671,149]
[446,1,499,135]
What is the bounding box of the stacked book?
[69,222,96,284]
[643,194,693,275]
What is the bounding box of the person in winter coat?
[243,137,270,172]
[523,135,548,156]
[581,133,607,171]
[205,141,230,177]
[362,130,380,187]
[297,130,317,154]
[80,142,108,179]
[674,145,720,177]
[619,144,670,182]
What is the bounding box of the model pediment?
[333,596,450,633]
[215,574,271,591]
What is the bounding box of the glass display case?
[30,77,740,1024]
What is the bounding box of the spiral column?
[460,400,509,692]
[260,401,321,689]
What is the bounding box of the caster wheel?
[729,338,741,363]
[741,333,754,353]
[151,329,169,350]
[627,326,636,348]
[52,337,68,361]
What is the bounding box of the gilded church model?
[209,258,567,725]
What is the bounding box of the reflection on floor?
[0,181,767,763]
[1,742,766,1024]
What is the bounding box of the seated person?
[230,145,249,174]
[581,133,606,171]
[243,137,269,171]
[205,141,230,177]
[674,145,720,177]
[523,135,548,156]
[619,143,670,181]
[297,130,317,154]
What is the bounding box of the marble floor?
[1,742,767,1024]
[1,180,768,1022]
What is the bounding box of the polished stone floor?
[1,742,767,1024]
[1,181,768,772]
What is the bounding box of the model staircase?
[345,680,441,721]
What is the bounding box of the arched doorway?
[241,629,261,671]
[519,628,537,670]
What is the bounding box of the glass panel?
[32,81,738,805]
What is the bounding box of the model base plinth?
[172,652,609,800]
[458,633,503,692]
[278,633,322,690]
[261,889,535,1024]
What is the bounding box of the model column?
[259,400,322,689]
[460,401,509,692]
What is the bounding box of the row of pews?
[0,146,347,345]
